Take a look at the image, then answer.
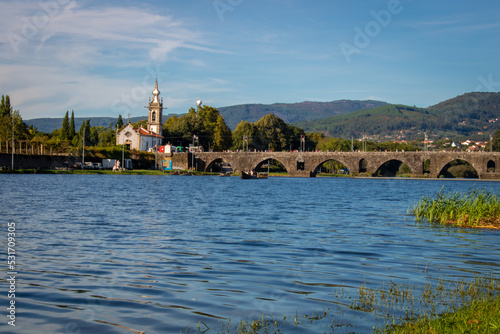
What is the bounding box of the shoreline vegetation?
[188,275,500,333]
[410,188,500,229]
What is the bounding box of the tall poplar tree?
[493,129,500,152]
[116,114,123,129]
[60,111,70,140]
[0,95,12,117]
[85,119,91,144]
[69,110,76,139]
[79,120,86,145]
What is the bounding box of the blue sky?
[1,0,500,120]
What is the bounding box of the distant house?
[461,140,473,146]
[116,80,164,151]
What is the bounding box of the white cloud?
[0,1,225,119]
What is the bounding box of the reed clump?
[409,188,500,229]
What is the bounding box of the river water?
[0,175,499,333]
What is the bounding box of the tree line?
[1,92,500,154]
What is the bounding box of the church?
[116,80,164,151]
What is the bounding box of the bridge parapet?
[191,151,500,179]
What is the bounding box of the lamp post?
[81,126,85,170]
[192,134,198,170]
[11,117,14,170]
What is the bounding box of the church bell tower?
[147,79,164,136]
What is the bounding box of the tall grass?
[409,188,500,228]
[187,275,500,333]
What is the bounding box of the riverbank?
[384,294,500,333]
[2,168,500,180]
[0,169,220,176]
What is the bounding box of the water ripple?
[1,175,499,332]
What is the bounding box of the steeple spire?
[152,77,160,102]
[146,79,164,136]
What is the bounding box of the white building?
[116,80,165,151]
[116,123,163,151]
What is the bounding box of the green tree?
[288,125,305,151]
[163,105,232,150]
[78,120,85,142]
[0,95,12,117]
[318,137,352,152]
[232,120,257,151]
[85,120,91,144]
[98,126,116,146]
[254,114,292,151]
[213,114,232,151]
[90,127,99,146]
[163,114,193,146]
[69,110,76,139]
[72,134,80,147]
[116,114,123,129]
[0,96,30,140]
[307,132,324,151]
[60,111,70,140]
[493,129,500,151]
[79,120,91,146]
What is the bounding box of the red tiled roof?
[138,128,163,138]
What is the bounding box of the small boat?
[219,172,231,177]
[241,171,268,179]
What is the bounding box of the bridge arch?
[359,158,367,173]
[487,160,496,173]
[423,159,431,175]
[374,159,414,177]
[313,158,350,175]
[202,154,240,173]
[438,159,479,178]
[205,157,233,173]
[254,157,289,173]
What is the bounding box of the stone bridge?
[189,151,500,179]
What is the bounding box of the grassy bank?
[384,294,500,333]
[409,188,500,229]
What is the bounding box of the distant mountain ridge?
[296,92,500,140]
[218,100,388,129]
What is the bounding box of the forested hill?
[218,100,388,129]
[430,92,500,116]
[295,92,500,140]
[26,100,388,133]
